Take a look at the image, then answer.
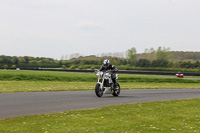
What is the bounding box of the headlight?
[105,73,110,77]
[105,73,111,78]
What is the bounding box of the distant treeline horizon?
[1,47,200,71]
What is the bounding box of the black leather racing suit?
[99,64,118,86]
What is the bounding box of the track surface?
[1,89,200,119]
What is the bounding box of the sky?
[0,0,200,59]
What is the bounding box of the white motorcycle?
[95,70,120,97]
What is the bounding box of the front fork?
[98,74,105,91]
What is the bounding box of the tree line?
[0,56,60,68]
[0,47,200,70]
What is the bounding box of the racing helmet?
[103,59,110,66]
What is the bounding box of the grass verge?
[0,81,200,93]
[0,70,199,93]
[0,99,200,133]
[0,70,200,83]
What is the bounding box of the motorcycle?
[176,73,184,78]
[95,70,120,97]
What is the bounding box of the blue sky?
[0,0,200,59]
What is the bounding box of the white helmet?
[103,59,110,66]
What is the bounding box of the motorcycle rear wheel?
[95,83,103,97]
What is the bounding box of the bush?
[78,66,83,69]
[3,65,8,68]
[61,65,67,69]
[90,66,95,70]
[69,65,76,69]
[11,65,17,68]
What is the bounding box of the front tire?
[95,83,103,97]
[112,83,120,97]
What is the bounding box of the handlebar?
[103,70,117,74]
[95,69,118,74]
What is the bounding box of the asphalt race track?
[1,89,200,119]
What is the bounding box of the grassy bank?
[0,70,200,83]
[0,70,199,93]
[0,99,200,133]
[0,70,95,82]
[0,81,200,93]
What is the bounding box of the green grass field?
[1,70,200,83]
[0,99,200,133]
[0,70,200,133]
[1,81,200,93]
[0,70,200,93]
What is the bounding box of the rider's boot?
[112,78,117,90]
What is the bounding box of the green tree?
[156,46,170,61]
[136,59,150,67]
[142,47,156,60]
[90,66,95,70]
[24,56,30,63]
[69,65,75,69]
[18,57,26,63]
[61,65,67,69]
[3,64,8,68]
[11,65,16,68]
[151,59,170,67]
[11,56,18,64]
[127,47,137,66]
[78,66,83,69]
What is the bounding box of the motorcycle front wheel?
[112,83,120,97]
[95,83,103,97]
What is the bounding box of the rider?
[99,59,118,87]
